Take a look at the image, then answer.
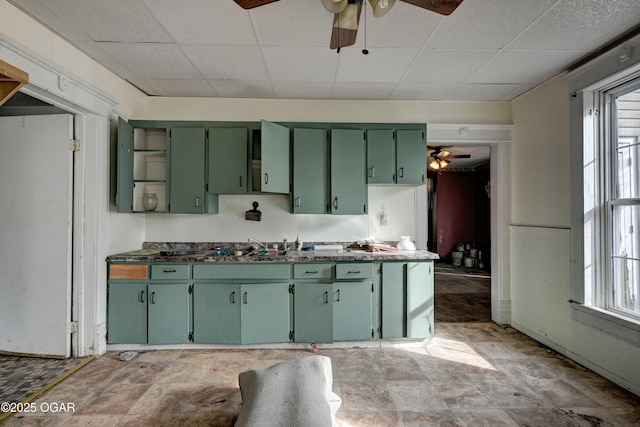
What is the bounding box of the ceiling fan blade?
[400,0,463,15]
[449,154,471,159]
[233,0,279,9]
[329,3,362,50]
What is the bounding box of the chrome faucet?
[283,238,288,251]
[248,238,268,251]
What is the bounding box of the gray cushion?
[235,355,341,427]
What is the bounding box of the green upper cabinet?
[252,120,290,194]
[116,118,134,213]
[207,127,248,194]
[330,129,367,215]
[396,129,426,185]
[366,127,426,186]
[291,128,328,214]
[169,127,208,214]
[366,129,396,184]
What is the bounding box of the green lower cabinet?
[332,281,373,341]
[380,262,434,339]
[193,283,241,344]
[294,283,333,343]
[240,283,290,344]
[147,283,191,344]
[381,263,405,339]
[406,262,434,339]
[107,282,148,344]
[193,283,289,344]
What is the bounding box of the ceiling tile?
[509,0,640,50]
[209,80,274,98]
[447,83,532,101]
[9,0,91,42]
[145,0,257,45]
[97,42,202,79]
[32,0,172,42]
[272,82,334,99]
[467,50,589,84]
[331,82,396,100]
[181,45,269,80]
[250,0,333,47]
[336,48,419,83]
[389,83,458,100]
[424,0,557,49]
[262,46,338,82]
[145,79,217,97]
[403,49,497,84]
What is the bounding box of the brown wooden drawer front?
[109,264,148,280]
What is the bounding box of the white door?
[0,114,74,358]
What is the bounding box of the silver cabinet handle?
[336,289,341,302]
[333,197,338,210]
[323,291,328,304]
[399,167,404,178]
[369,167,375,177]
[195,197,200,207]
[264,173,269,184]
[295,197,301,207]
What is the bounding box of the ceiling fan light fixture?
[334,3,359,30]
[322,0,349,13]
[368,0,396,17]
[429,159,441,170]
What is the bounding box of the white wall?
[510,75,640,395]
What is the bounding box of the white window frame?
[567,35,640,347]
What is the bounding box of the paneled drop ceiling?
[8,0,640,101]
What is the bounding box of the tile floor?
[3,322,639,426]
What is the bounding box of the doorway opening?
[427,145,492,322]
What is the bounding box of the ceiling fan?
[233,0,464,50]
[428,146,471,170]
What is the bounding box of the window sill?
[571,303,640,347]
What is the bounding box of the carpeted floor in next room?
[434,262,491,323]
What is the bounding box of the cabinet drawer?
[193,264,290,280]
[293,263,333,279]
[109,263,148,280]
[335,263,373,280]
[151,264,190,280]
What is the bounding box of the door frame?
[2,34,119,356]
[417,124,512,325]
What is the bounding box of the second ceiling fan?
[233,0,464,50]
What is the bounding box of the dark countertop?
[106,242,439,263]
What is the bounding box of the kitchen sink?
[251,250,289,257]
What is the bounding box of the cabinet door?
[116,118,134,213]
[330,129,367,215]
[333,281,373,341]
[292,128,328,214]
[241,283,290,344]
[381,263,405,339]
[294,283,333,343]
[193,283,241,344]
[107,282,147,343]
[406,262,434,339]
[260,120,290,194]
[396,129,426,185]
[208,127,248,194]
[169,127,205,213]
[366,129,395,184]
[148,283,191,344]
